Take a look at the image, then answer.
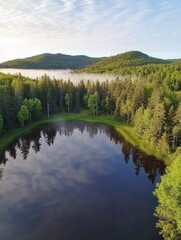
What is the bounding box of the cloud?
[0,0,181,61]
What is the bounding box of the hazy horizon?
[0,68,122,83]
[1,0,181,62]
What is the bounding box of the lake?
[0,68,118,83]
[0,121,164,240]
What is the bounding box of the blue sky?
[0,0,181,62]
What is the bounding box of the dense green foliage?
[0,53,100,69]
[79,51,176,74]
[65,93,70,113]
[18,105,29,126]
[88,91,99,116]
[0,115,3,133]
[20,98,42,123]
[2,50,181,72]
[154,155,181,240]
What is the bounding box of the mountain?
[0,53,101,70]
[79,51,173,74]
[1,51,179,72]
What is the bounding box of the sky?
[0,0,181,62]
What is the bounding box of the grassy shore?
[0,111,171,163]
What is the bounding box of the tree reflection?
[8,145,17,159]
[42,124,57,146]
[0,151,8,165]
[0,121,165,182]
[0,168,3,181]
[107,127,165,183]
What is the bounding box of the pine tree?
[150,102,165,142]
[0,114,3,134]
[154,155,181,240]
[157,133,170,158]
[88,91,99,116]
[134,105,144,136]
[65,93,70,113]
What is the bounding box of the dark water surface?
[0,121,164,240]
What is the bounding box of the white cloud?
[0,0,181,61]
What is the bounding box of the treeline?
[0,69,181,159]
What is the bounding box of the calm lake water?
[0,121,164,240]
[0,68,117,83]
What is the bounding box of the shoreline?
[0,111,170,164]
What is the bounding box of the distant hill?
[1,51,179,72]
[79,51,174,74]
[0,53,101,70]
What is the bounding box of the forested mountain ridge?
[79,51,179,74]
[0,53,101,69]
[1,51,180,71]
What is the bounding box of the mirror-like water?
[0,121,164,240]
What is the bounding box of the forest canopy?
[154,155,181,240]
[0,60,181,160]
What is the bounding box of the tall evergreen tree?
[65,93,70,113]
[0,114,3,134]
[150,102,165,141]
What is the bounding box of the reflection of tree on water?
[0,168,3,181]
[8,146,16,159]
[42,124,57,146]
[106,127,165,184]
[0,151,8,166]
[19,139,30,160]
[0,121,165,182]
[0,152,7,181]
[32,134,41,153]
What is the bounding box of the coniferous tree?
[154,156,181,240]
[134,105,144,136]
[0,114,3,134]
[65,93,70,113]
[88,91,99,116]
[150,102,165,142]
[157,133,170,158]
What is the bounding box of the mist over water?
[0,68,118,83]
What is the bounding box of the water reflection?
[0,121,164,240]
[0,121,165,183]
